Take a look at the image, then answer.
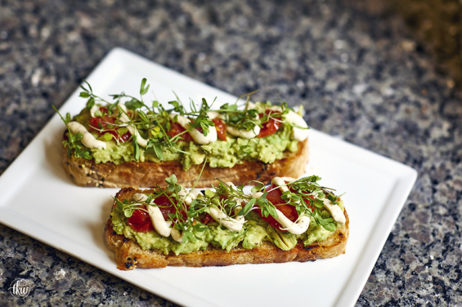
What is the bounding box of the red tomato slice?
[302,194,316,213]
[265,185,285,205]
[127,208,154,232]
[88,107,116,130]
[255,184,298,231]
[167,122,193,142]
[88,108,131,143]
[258,118,281,138]
[212,118,227,141]
[127,194,188,232]
[201,213,213,224]
[154,194,187,222]
[258,110,282,138]
[118,131,131,143]
[154,195,175,220]
[89,116,113,131]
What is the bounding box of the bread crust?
[104,188,349,270]
[62,138,309,188]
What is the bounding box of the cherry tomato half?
[201,213,213,224]
[154,194,187,222]
[212,118,227,141]
[255,184,298,231]
[154,194,176,220]
[258,110,282,138]
[89,116,115,131]
[118,131,131,143]
[89,109,131,143]
[167,122,193,142]
[127,208,154,232]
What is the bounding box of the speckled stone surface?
[0,0,461,306]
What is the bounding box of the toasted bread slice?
[104,186,348,270]
[62,139,308,188]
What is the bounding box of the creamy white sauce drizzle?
[226,125,261,139]
[323,199,346,224]
[207,111,221,120]
[284,111,309,141]
[89,105,100,118]
[255,186,310,234]
[133,193,148,202]
[178,188,202,205]
[207,182,246,231]
[221,103,262,139]
[133,193,172,238]
[246,102,257,109]
[134,189,204,241]
[118,103,148,147]
[67,121,107,149]
[208,207,245,232]
[147,206,172,237]
[275,211,311,235]
[173,188,205,242]
[129,175,344,240]
[267,105,282,112]
[270,176,310,234]
[271,177,296,193]
[271,176,345,228]
[252,192,263,198]
[170,228,183,242]
[171,114,217,144]
[130,127,148,147]
[83,102,307,151]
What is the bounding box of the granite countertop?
[1,0,461,306]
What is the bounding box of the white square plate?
[0,48,417,307]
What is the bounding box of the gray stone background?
[0,0,461,306]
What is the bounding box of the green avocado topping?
[111,175,344,255]
[59,78,306,169]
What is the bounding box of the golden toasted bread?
[62,139,308,188]
[104,185,348,270]
[105,218,348,270]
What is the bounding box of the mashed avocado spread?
[63,91,306,170]
[91,125,298,169]
[110,175,344,255]
[111,206,336,255]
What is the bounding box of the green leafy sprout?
[57,78,309,166]
[115,174,342,245]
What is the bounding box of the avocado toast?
[105,175,348,269]
[59,79,310,188]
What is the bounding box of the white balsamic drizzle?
[67,121,107,149]
[170,114,217,144]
